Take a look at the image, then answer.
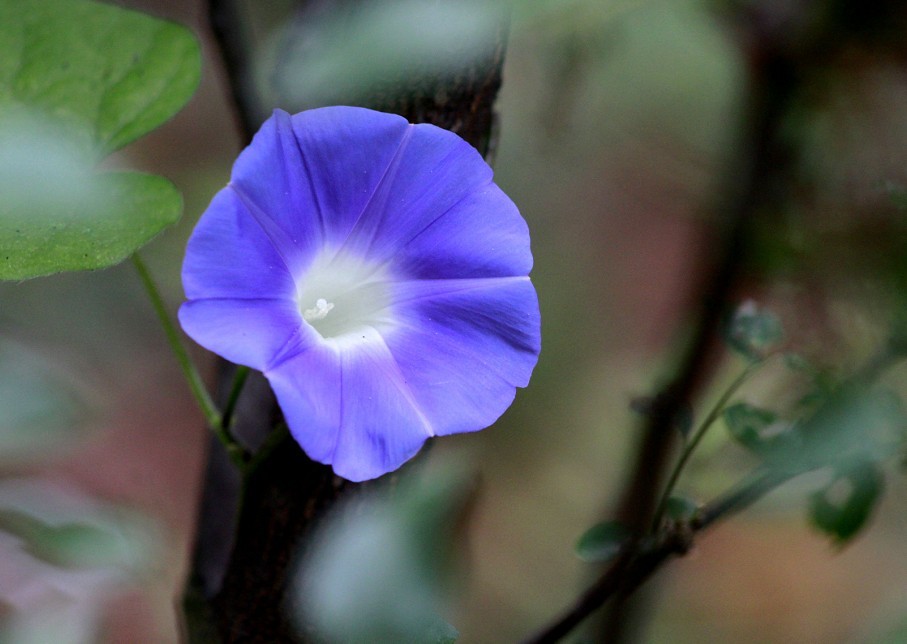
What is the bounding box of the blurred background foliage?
[3,0,907,641]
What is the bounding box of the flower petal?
[339,122,493,263]
[267,328,433,482]
[228,110,322,273]
[181,188,297,300]
[384,276,540,436]
[288,107,411,248]
[230,108,414,270]
[178,299,307,371]
[266,343,342,466]
[395,182,532,279]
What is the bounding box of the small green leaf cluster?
[724,300,784,362]
[720,310,907,545]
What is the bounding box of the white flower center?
[296,249,395,342]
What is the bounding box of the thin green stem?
[131,254,251,468]
[651,359,765,530]
[221,365,251,432]
[132,254,221,428]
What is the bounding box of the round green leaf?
[722,402,781,452]
[808,461,884,545]
[293,463,468,642]
[724,301,784,361]
[0,168,181,279]
[0,341,88,461]
[664,496,699,522]
[0,0,200,159]
[0,0,199,279]
[575,520,629,563]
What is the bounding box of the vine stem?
[131,253,247,466]
[221,365,250,432]
[651,358,767,530]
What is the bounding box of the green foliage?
[0,508,133,568]
[0,340,87,461]
[722,402,792,454]
[575,520,629,563]
[792,386,907,473]
[724,301,784,361]
[0,479,157,641]
[293,463,468,642]
[0,0,200,280]
[664,496,698,522]
[808,461,884,545]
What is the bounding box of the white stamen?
[303,297,335,321]
[296,249,396,343]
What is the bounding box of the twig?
[208,0,262,144]
[220,364,250,432]
[131,254,220,430]
[651,359,763,531]
[131,254,249,468]
[525,7,808,642]
[525,333,907,644]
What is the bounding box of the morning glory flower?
[179,107,540,482]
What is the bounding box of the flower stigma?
[303,298,334,321]
[296,249,396,343]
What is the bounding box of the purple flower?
[179,107,540,481]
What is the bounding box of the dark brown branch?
[208,0,264,144]
[523,4,828,642]
[598,23,802,644]
[524,339,907,644]
[522,460,834,643]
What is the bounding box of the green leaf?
[0,509,129,568]
[664,496,698,522]
[423,619,459,644]
[275,0,500,109]
[0,0,200,279]
[293,462,468,642]
[794,386,907,471]
[0,479,156,571]
[0,340,88,461]
[725,301,784,361]
[0,167,181,278]
[808,461,884,545]
[575,520,629,563]
[723,402,786,453]
[0,0,200,158]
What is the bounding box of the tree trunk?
[186,1,509,640]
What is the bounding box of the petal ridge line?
[366,327,436,438]
[288,119,327,242]
[264,325,313,373]
[229,183,299,278]
[329,347,347,463]
[392,176,495,256]
[334,126,414,259]
[186,296,296,304]
[385,276,530,306]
